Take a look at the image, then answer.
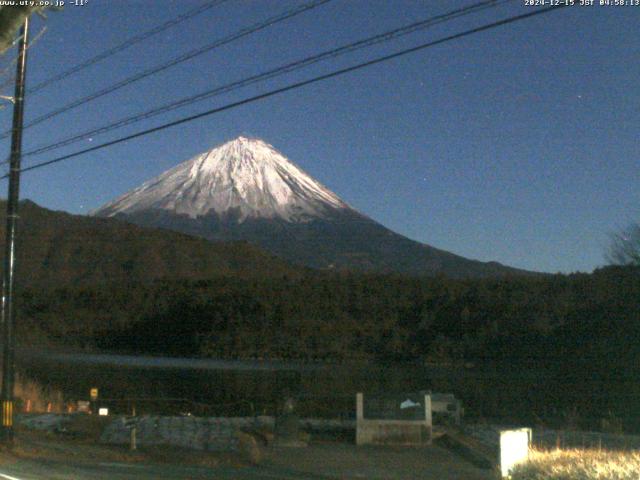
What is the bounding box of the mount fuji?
[93,136,527,278]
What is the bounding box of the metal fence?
[532,429,640,452]
[88,393,357,419]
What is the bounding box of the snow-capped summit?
[93,136,350,223]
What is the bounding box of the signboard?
[90,388,99,401]
[500,428,531,477]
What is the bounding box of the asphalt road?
[0,461,331,480]
[0,448,496,480]
[0,432,496,479]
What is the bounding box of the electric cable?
[27,0,228,95]
[0,25,49,93]
[0,0,332,140]
[0,4,567,180]
[22,0,512,159]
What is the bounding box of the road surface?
[0,461,325,480]
[0,443,495,479]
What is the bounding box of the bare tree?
[607,223,640,266]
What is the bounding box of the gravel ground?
[264,442,496,480]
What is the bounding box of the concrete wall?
[101,415,358,452]
[356,419,432,445]
[101,415,274,452]
[356,393,432,446]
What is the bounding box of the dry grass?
[14,374,64,413]
[510,448,640,480]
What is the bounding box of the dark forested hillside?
[0,200,300,288]
[17,265,640,368]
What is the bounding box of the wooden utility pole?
[1,17,29,443]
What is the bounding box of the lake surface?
[17,350,483,417]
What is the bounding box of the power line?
[1,5,567,181]
[0,25,49,93]
[0,57,19,90]
[27,0,228,95]
[0,0,332,140]
[22,0,512,160]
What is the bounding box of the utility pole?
[0,17,29,444]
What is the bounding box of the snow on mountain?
[93,136,350,223]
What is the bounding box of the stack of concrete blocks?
[101,416,274,452]
[355,392,432,446]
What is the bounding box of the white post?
[424,394,432,428]
[356,393,364,445]
[424,394,433,444]
[356,393,364,421]
[130,426,137,451]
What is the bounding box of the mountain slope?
[94,136,532,278]
[0,200,298,288]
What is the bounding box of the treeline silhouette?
[17,265,639,366]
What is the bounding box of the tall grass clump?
[14,374,64,413]
[510,448,640,480]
